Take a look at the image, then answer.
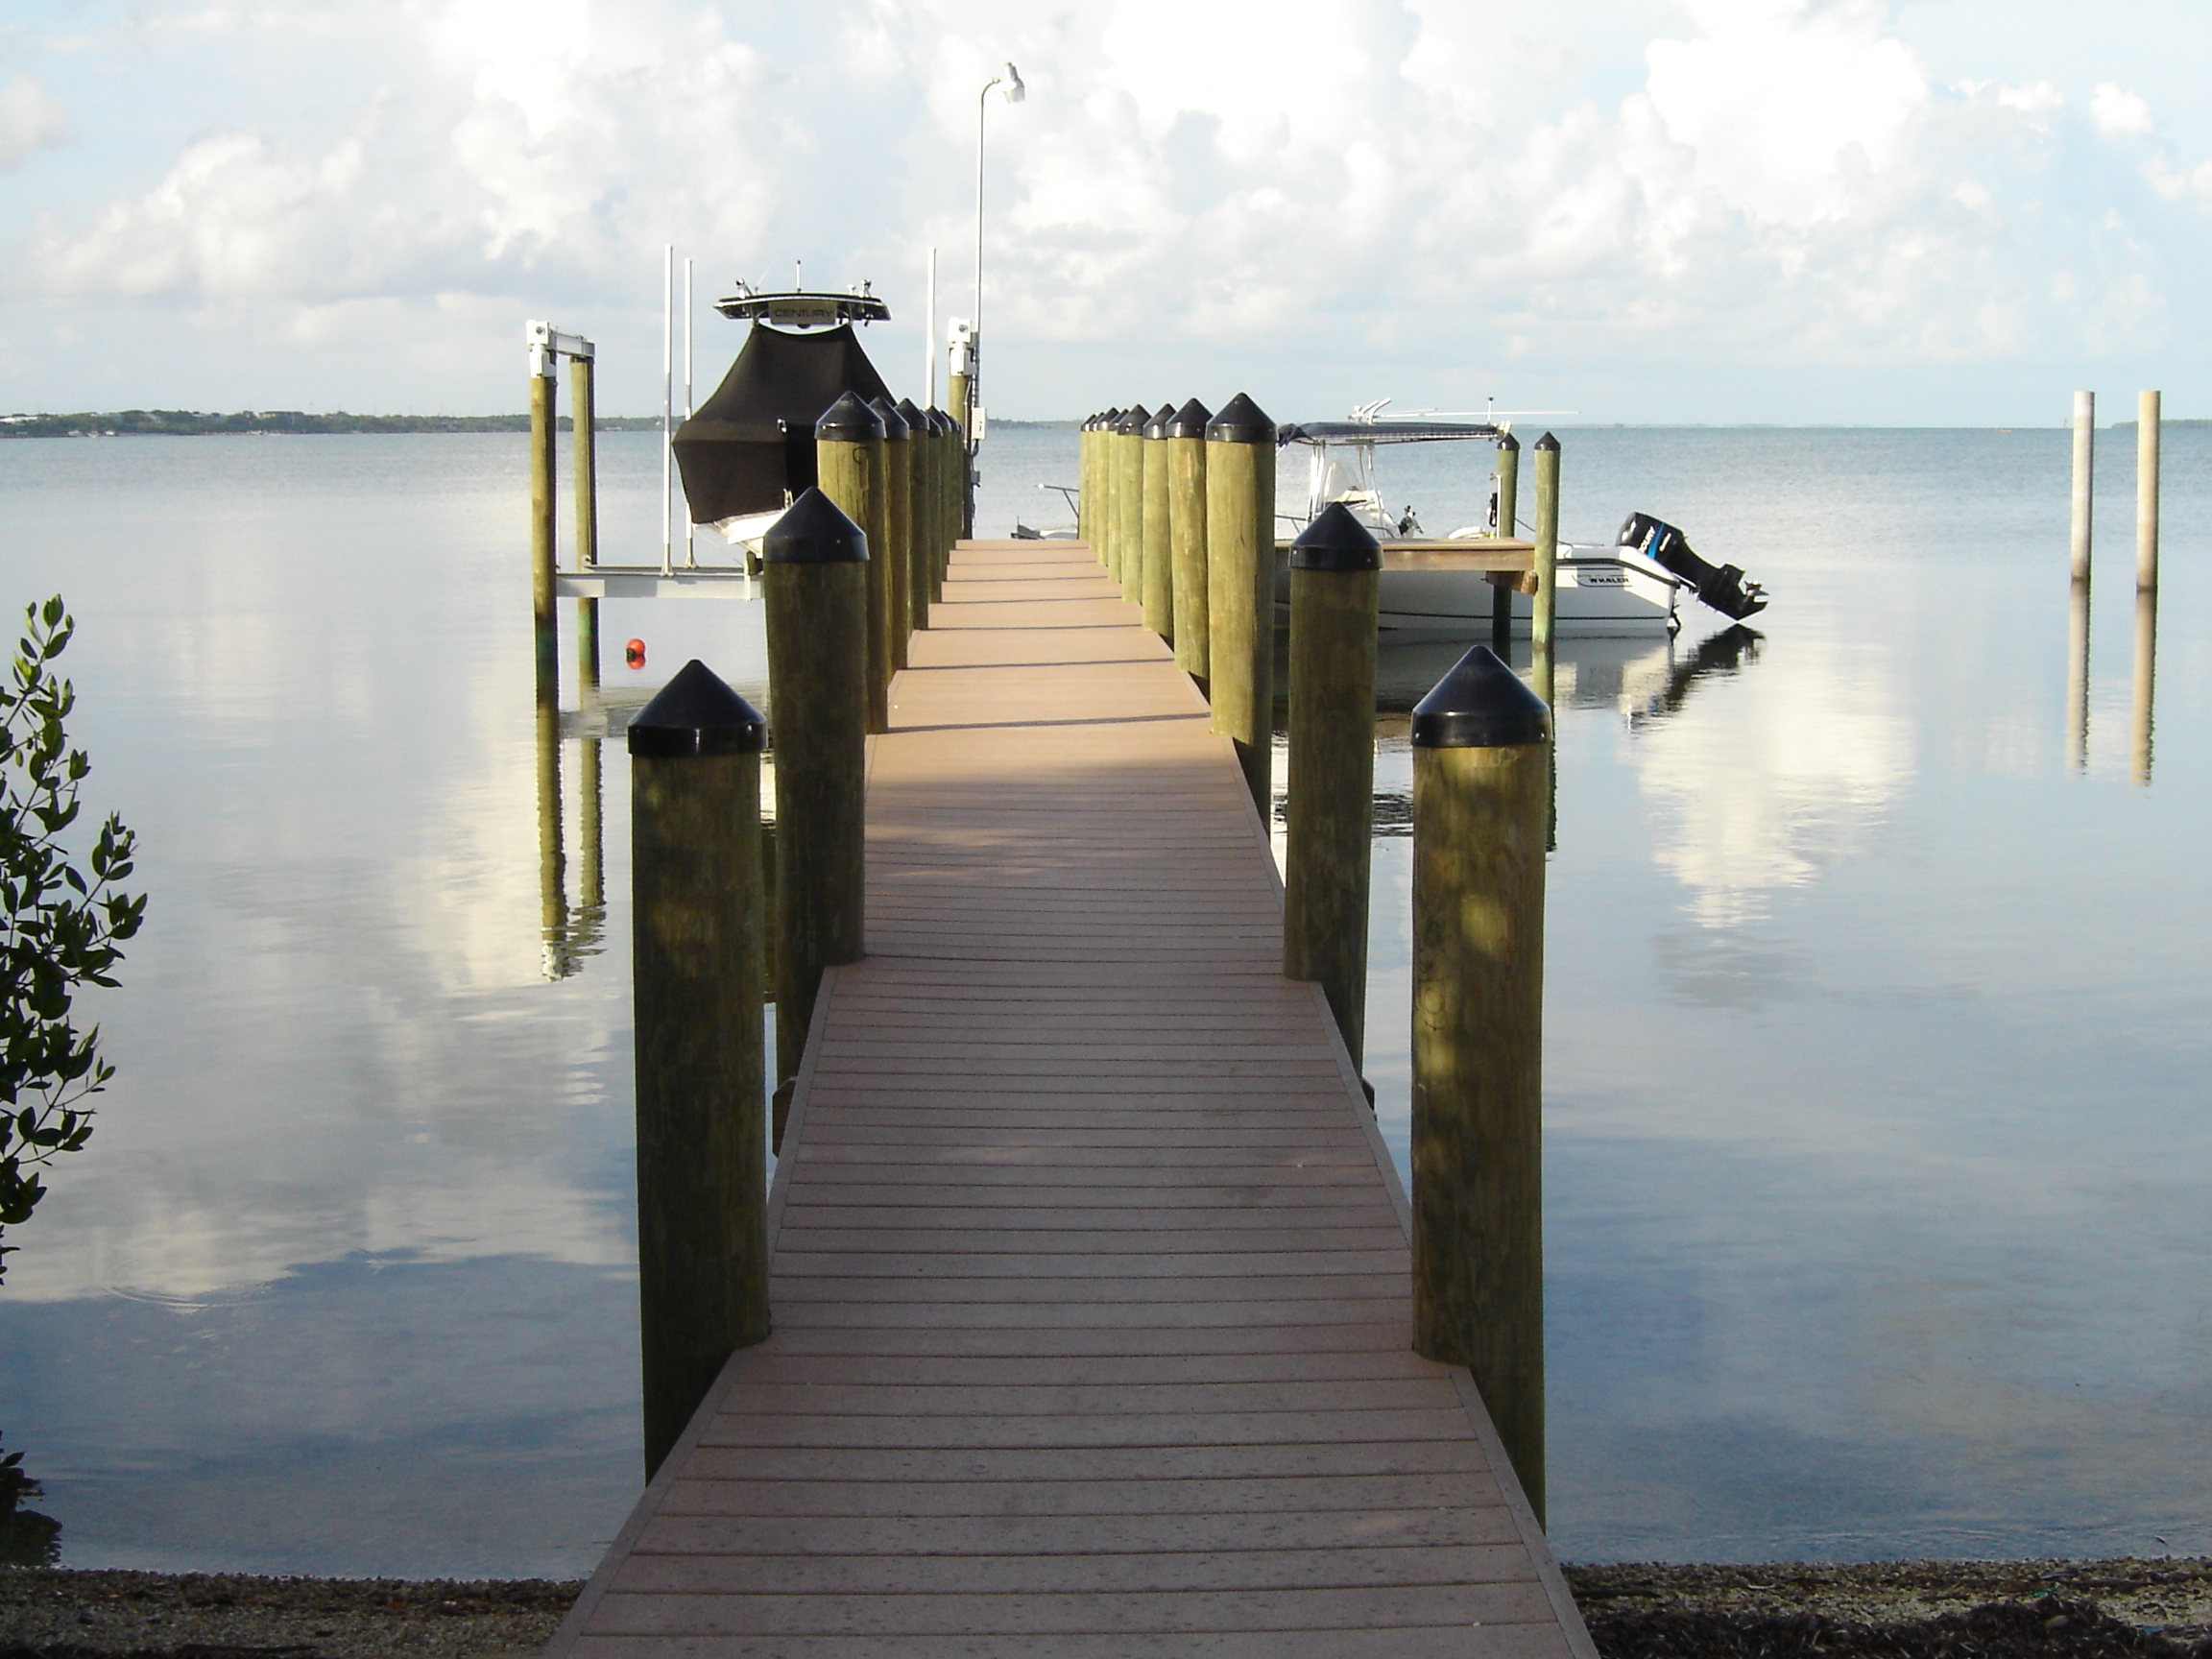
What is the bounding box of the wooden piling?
[571,354,600,691]
[1077,414,1095,554]
[1207,395,1278,815]
[872,397,914,668]
[1169,398,1212,682]
[1117,407,1148,603]
[529,365,558,705]
[628,660,770,1479]
[1530,433,1560,708]
[933,408,960,597]
[897,398,931,630]
[1097,409,1125,581]
[1284,503,1381,1066]
[2070,391,2095,586]
[1142,404,1174,641]
[1409,643,1551,1524]
[816,393,890,733]
[2137,390,2160,591]
[761,488,870,1123]
[1495,431,1520,539]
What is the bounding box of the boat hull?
[1274,548,1680,637]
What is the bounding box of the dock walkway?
[548,541,1596,1658]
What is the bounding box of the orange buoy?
[624,637,646,668]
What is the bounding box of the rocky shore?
[0,1557,2206,1658]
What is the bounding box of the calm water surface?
[0,421,2203,1575]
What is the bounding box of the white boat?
[1275,406,1767,637]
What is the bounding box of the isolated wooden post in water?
[529,356,559,706]
[816,393,890,732]
[2137,390,2160,591]
[1285,503,1382,1065]
[570,353,601,690]
[1530,433,1561,708]
[2070,391,2095,587]
[1142,404,1175,641]
[1491,432,1521,654]
[1207,393,1278,815]
[1409,644,1551,1524]
[628,659,770,1479]
[1169,398,1212,683]
[1117,407,1148,603]
[872,397,914,667]
[762,489,870,1129]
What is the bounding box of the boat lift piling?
[1530,432,1561,709]
[527,320,597,707]
[2070,390,2095,587]
[1492,432,1520,653]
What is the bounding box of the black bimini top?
[1278,421,1504,445]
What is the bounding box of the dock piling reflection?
[2131,587,2156,786]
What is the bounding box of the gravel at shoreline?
[1,1557,2206,1658]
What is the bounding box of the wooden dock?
[546,541,1596,1658]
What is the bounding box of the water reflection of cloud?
[0,445,647,1305]
[1630,638,1912,929]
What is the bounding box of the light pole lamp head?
[1003,62,1025,103]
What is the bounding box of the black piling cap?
[895,395,926,431]
[1410,646,1550,749]
[1500,431,1521,453]
[763,486,869,565]
[1207,393,1275,445]
[1534,431,1560,453]
[1118,408,1147,436]
[1142,404,1171,441]
[1289,501,1382,572]
[1168,397,1213,439]
[817,391,885,442]
[629,660,768,758]
[870,396,910,441]
[1100,406,1122,424]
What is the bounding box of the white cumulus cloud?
[0,71,69,171]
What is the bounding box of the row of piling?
[1079,396,1555,1516]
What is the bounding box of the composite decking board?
[548,542,1593,1659]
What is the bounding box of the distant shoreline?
[0,411,669,438]
[3,412,2200,439]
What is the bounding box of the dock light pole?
[968,61,1024,473]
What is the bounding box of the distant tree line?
[0,410,668,438]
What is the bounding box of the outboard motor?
[1617,512,1768,620]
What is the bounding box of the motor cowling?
[1617,512,1768,620]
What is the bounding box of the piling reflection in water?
[2066,580,2091,775]
[536,700,609,980]
[2131,586,2156,786]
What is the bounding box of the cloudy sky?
[2,0,2205,422]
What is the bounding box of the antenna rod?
[684,254,695,568]
[661,244,673,576]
